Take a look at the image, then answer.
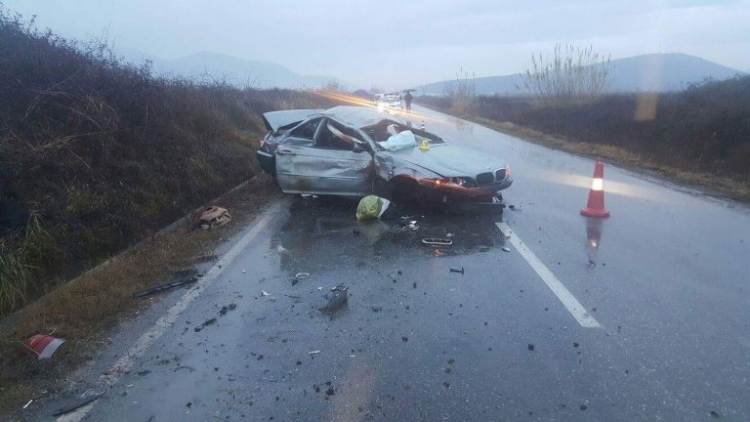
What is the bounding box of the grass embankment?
[419,76,750,202]
[0,7,339,410]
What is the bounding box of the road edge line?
[59,198,288,421]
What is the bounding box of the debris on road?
[133,272,198,298]
[51,395,101,417]
[22,400,32,410]
[174,366,195,373]
[449,267,465,275]
[356,195,391,220]
[527,344,535,351]
[199,206,231,230]
[422,238,453,246]
[501,247,511,253]
[319,285,349,313]
[27,333,65,359]
[219,303,237,316]
[261,290,270,297]
[308,350,321,355]
[509,204,521,211]
[277,244,290,254]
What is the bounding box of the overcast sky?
[3,0,749,90]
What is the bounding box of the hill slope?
[419,53,745,96]
[119,49,344,89]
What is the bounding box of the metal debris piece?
[422,238,453,246]
[133,274,198,298]
[319,284,349,313]
[308,350,321,355]
[174,366,196,373]
[449,267,465,275]
[23,400,32,409]
[261,290,270,297]
[51,395,101,417]
[199,206,231,230]
[501,247,511,253]
[295,272,310,279]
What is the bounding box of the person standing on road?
[404,91,413,113]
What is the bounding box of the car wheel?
[389,177,419,206]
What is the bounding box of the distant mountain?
[117,49,345,89]
[417,53,745,96]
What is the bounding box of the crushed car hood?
[385,144,506,177]
[262,109,325,132]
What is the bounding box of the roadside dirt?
[470,118,750,204]
[0,175,282,415]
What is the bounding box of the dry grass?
[0,175,282,413]
[475,118,750,203]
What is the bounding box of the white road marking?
[496,222,601,328]
[59,199,287,422]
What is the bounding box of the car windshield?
[1,1,748,421]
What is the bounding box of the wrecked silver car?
[256,106,512,211]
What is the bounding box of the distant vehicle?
[374,93,402,114]
[256,106,512,212]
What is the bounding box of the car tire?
[389,177,419,206]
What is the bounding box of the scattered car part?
[502,247,511,252]
[27,334,65,359]
[132,274,198,298]
[199,206,231,230]
[422,238,453,246]
[52,395,101,417]
[450,267,465,275]
[319,285,349,313]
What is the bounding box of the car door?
[276,118,374,196]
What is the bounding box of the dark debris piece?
[133,274,198,298]
[527,344,535,351]
[51,395,101,417]
[319,285,349,313]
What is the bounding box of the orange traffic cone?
[581,159,610,218]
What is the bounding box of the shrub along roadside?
[0,8,340,317]
[418,75,750,202]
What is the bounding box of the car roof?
[321,106,405,129]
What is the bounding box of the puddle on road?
[273,196,504,274]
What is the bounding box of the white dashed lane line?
[496,222,601,328]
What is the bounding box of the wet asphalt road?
[58,106,749,421]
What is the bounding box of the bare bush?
[444,68,477,116]
[520,44,610,107]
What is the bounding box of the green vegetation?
[0,7,339,316]
[419,75,750,202]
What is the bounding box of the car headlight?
[419,177,472,188]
